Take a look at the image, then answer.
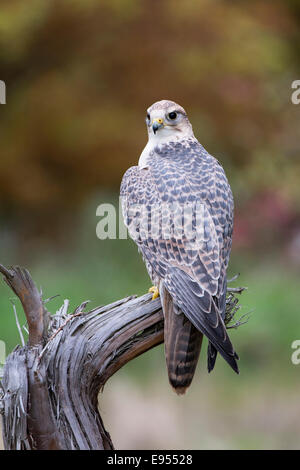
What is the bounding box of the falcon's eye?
[168,112,177,120]
[146,113,150,121]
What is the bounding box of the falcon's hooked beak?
[152,118,164,134]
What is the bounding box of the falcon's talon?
[148,286,159,300]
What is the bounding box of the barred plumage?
[120,100,238,393]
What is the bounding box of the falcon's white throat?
[138,123,195,169]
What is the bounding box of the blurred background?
[0,0,300,449]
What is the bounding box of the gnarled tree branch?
[0,265,164,449]
[0,264,245,450]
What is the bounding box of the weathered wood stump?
[0,265,164,449]
[0,264,246,450]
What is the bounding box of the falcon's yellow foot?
[148,286,160,300]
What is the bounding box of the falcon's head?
[145,100,194,143]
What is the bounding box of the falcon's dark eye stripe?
[146,113,150,120]
[168,112,177,120]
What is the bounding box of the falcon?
[120,100,239,394]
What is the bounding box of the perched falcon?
[120,100,238,394]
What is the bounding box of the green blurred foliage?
[1,200,300,449]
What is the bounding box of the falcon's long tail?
[161,286,203,395]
